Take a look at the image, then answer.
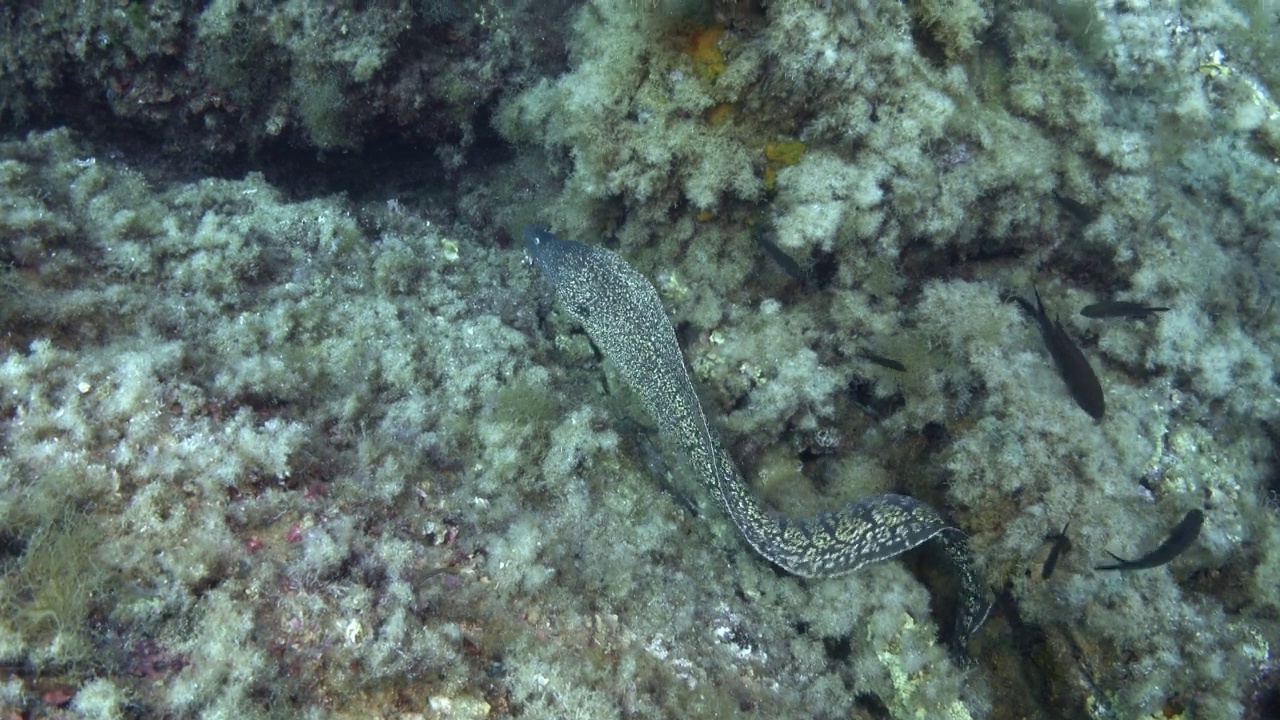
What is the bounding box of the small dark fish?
[857,348,906,372]
[1024,286,1106,421]
[1041,522,1071,579]
[1080,300,1169,319]
[1143,201,1173,236]
[753,222,809,285]
[1095,509,1204,571]
[1052,191,1100,225]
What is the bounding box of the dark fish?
[1080,300,1169,319]
[1024,286,1106,421]
[1041,522,1071,579]
[1053,191,1100,225]
[857,348,906,372]
[1143,201,1173,237]
[1095,509,1204,571]
[753,222,809,285]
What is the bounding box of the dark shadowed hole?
[823,634,851,663]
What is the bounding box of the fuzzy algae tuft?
[524,225,992,649]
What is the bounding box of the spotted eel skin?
[525,225,992,648]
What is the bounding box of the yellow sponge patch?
[687,25,726,83]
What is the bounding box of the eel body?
[525,225,992,646]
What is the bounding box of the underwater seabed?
[0,0,1279,718]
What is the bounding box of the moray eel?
[524,225,992,649]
